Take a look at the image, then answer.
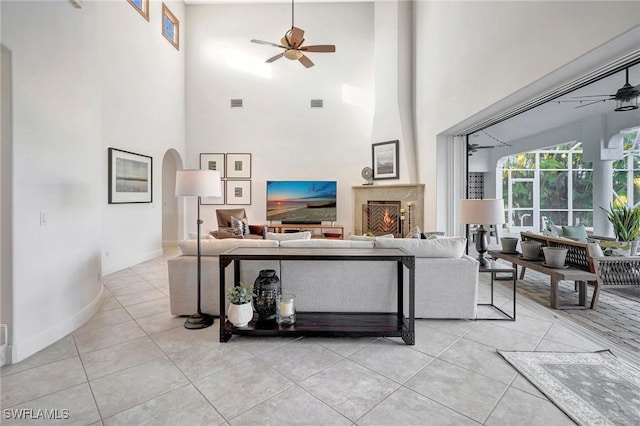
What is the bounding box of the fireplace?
[352,184,424,236]
[362,200,402,237]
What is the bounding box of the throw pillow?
[544,221,562,237]
[588,242,604,258]
[230,216,250,235]
[598,240,632,257]
[265,231,312,241]
[562,225,588,242]
[210,227,243,239]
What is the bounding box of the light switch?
[40,211,48,226]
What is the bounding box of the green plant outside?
[601,202,640,241]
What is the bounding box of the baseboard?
[103,248,164,276]
[11,285,104,363]
[163,240,178,249]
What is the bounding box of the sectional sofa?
[167,235,479,319]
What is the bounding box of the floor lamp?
[176,169,222,329]
[460,199,505,267]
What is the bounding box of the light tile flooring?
[2,249,634,425]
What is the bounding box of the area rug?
[498,350,640,426]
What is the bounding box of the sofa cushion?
[562,225,588,242]
[375,237,466,258]
[266,231,312,241]
[279,239,375,248]
[348,234,394,241]
[178,238,278,256]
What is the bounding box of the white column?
[592,160,614,238]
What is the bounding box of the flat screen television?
[266,181,337,223]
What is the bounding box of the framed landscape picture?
[108,148,152,204]
[372,140,399,180]
[226,180,251,205]
[226,153,251,178]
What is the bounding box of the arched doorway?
[162,149,184,249]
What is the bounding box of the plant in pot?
[227,283,254,328]
[601,202,640,255]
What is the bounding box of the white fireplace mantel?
[353,184,425,235]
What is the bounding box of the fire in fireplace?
[362,200,402,237]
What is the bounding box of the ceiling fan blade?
[265,53,284,63]
[301,45,336,53]
[288,26,305,48]
[251,39,286,49]
[575,99,608,109]
[298,54,314,68]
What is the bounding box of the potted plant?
[601,202,640,255]
[227,283,254,328]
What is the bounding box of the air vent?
[310,99,323,108]
[230,99,243,108]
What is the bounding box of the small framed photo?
[162,3,179,50]
[226,153,251,178]
[127,0,149,21]
[108,148,153,204]
[200,153,225,177]
[372,140,399,180]
[226,180,251,205]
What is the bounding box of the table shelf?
[224,312,407,338]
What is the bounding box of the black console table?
[219,247,415,345]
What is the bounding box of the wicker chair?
[591,257,640,308]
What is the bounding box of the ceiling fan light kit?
[251,0,336,68]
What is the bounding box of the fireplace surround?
[353,184,425,236]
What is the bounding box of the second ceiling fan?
[251,0,336,68]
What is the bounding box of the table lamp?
[460,199,505,267]
[176,169,222,329]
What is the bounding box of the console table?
[267,224,344,239]
[488,250,597,310]
[219,247,415,344]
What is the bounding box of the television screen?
[266,181,337,222]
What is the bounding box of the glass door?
[508,178,538,233]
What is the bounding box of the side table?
[478,261,516,321]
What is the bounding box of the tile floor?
[1,248,634,425]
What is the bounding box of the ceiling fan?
[559,68,640,111]
[250,0,336,68]
[467,143,501,156]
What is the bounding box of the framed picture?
[372,140,399,180]
[162,3,179,50]
[200,153,225,177]
[226,180,251,205]
[199,153,225,205]
[127,0,149,21]
[226,153,251,178]
[108,148,152,204]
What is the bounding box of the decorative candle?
[406,201,413,207]
[400,216,405,221]
[280,300,294,317]
[400,208,405,213]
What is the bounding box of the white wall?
[414,0,640,230]
[1,0,186,361]
[185,2,376,236]
[100,0,186,274]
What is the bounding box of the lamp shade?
[460,199,505,225]
[175,170,222,197]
